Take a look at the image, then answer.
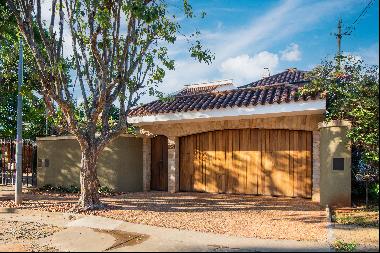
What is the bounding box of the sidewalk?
[0,208,331,252]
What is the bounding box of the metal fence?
[0,139,37,187]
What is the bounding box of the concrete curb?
[326,205,335,252]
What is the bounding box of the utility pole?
[335,18,343,67]
[333,1,375,67]
[336,18,342,66]
[15,38,23,205]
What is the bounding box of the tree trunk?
[78,147,101,210]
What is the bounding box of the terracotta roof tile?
[239,68,309,88]
[128,83,324,117]
[128,69,324,118]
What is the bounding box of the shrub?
[66,185,80,193]
[39,184,55,192]
[38,184,79,193]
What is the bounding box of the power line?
[344,0,376,35]
[333,0,376,67]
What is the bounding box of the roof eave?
[128,98,326,125]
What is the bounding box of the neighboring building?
[37,68,352,207]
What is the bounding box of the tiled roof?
[239,68,309,88]
[128,83,324,117]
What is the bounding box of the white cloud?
[219,52,279,84]
[154,0,358,102]
[354,43,379,65]
[280,43,301,61]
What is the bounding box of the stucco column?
[312,131,321,203]
[319,120,352,207]
[168,136,179,193]
[142,137,151,192]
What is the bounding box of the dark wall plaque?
[333,158,344,171]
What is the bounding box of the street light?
[15,37,23,205]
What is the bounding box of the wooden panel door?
[179,129,312,198]
[151,135,168,191]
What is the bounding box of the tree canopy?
[302,55,379,171]
[9,0,213,209]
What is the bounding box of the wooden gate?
[151,135,168,191]
[179,129,312,198]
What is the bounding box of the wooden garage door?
[179,129,312,198]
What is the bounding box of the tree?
[8,0,213,210]
[0,0,46,139]
[301,55,379,202]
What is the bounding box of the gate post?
[168,136,179,193]
[319,120,352,207]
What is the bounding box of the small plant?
[333,240,357,252]
[355,161,378,206]
[98,186,114,195]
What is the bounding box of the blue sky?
[39,0,379,104]
[153,0,379,101]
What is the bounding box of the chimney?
[287,67,297,73]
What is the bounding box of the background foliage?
[0,0,46,139]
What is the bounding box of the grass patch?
[334,215,372,226]
[332,207,379,227]
[333,240,357,252]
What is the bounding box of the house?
[37,68,352,207]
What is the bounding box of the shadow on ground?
[0,186,327,241]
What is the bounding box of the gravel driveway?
[1,187,327,242]
[98,192,328,242]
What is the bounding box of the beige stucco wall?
[37,135,143,192]
[319,120,352,207]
